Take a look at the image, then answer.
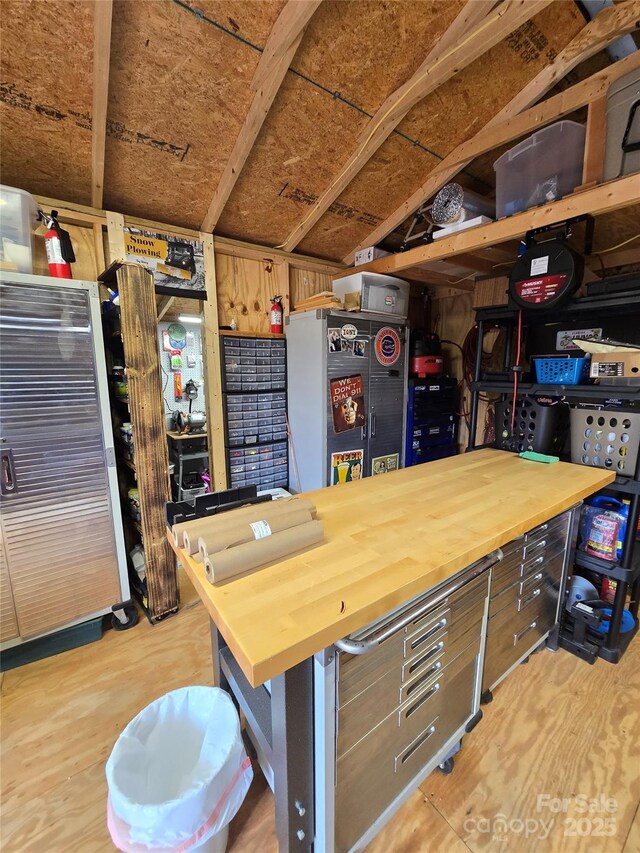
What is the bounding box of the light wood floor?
[2,573,639,853]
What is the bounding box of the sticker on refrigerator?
[372,453,399,476]
[329,374,366,433]
[331,449,363,485]
[353,340,366,358]
[556,327,603,351]
[374,327,401,366]
[328,328,341,353]
[341,323,357,340]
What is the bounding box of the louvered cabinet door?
[0,530,19,642]
[0,278,122,639]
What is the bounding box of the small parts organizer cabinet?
[221,336,288,491]
[405,377,457,466]
[483,508,575,698]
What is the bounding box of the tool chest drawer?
[489,543,565,619]
[335,635,480,852]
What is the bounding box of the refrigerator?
[286,309,408,491]
[0,272,129,649]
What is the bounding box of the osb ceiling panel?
[298,2,587,260]
[103,0,285,227]
[216,0,465,245]
[0,0,94,203]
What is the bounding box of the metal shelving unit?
[467,288,640,664]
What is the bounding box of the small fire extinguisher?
[270,295,284,334]
[42,210,76,279]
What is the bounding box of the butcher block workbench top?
[169,449,614,687]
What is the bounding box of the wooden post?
[200,233,228,492]
[117,263,178,620]
[578,95,608,191]
[106,211,126,264]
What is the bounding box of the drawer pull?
[406,662,442,698]
[513,620,537,645]
[407,641,445,677]
[528,538,547,553]
[518,588,541,611]
[520,572,543,593]
[410,619,447,652]
[395,723,437,771]
[405,683,440,719]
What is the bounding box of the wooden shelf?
[219,329,286,339]
[337,176,640,283]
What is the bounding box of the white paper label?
[530,256,549,276]
[250,520,272,540]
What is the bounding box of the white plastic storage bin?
[332,272,410,318]
[0,185,39,274]
[494,121,586,218]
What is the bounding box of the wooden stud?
[92,222,106,276]
[116,263,177,621]
[336,176,640,279]
[105,211,126,264]
[91,0,113,208]
[345,5,640,264]
[200,0,322,233]
[578,95,608,190]
[200,233,228,492]
[280,0,554,252]
[157,296,175,321]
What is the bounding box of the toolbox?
[405,378,457,466]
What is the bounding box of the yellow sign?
[124,233,167,261]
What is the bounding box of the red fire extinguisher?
[43,210,76,279]
[270,295,284,334]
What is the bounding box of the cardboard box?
[589,350,640,381]
[354,246,390,266]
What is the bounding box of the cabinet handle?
[395,723,437,771]
[514,620,537,645]
[518,587,542,611]
[405,662,442,699]
[0,448,18,495]
[361,425,367,440]
[405,683,440,720]
[409,618,447,652]
[371,413,376,437]
[406,639,445,677]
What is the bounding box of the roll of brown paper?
[198,507,313,559]
[179,497,317,555]
[205,520,324,584]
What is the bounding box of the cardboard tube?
[198,507,313,559]
[205,520,324,584]
[179,498,317,555]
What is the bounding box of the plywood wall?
[289,267,333,309]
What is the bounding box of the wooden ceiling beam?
[334,176,640,279]
[200,0,322,233]
[345,2,640,264]
[91,0,113,208]
[279,0,554,252]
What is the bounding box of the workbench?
[169,449,613,852]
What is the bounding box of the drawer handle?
[396,724,437,770]
[534,523,548,534]
[529,538,547,553]
[514,620,537,645]
[405,662,442,698]
[407,640,445,676]
[405,683,440,719]
[410,618,447,652]
[519,588,541,611]
[520,572,543,593]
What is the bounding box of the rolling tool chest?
[405,377,457,466]
[221,336,289,492]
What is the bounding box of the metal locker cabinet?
[0,272,129,645]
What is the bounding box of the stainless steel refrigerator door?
[367,320,407,475]
[0,276,124,638]
[326,318,372,485]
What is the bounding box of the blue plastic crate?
[534,355,590,385]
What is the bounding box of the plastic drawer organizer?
[222,337,288,491]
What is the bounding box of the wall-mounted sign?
[329,375,366,433]
[331,449,363,485]
[341,323,358,340]
[372,453,399,476]
[374,327,401,366]
[124,227,205,290]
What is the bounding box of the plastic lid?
[493,120,586,169]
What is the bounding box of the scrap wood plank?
[200,0,322,233]
[345,3,640,263]
[279,0,554,251]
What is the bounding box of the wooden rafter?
[200,0,322,233]
[91,0,113,208]
[335,176,640,280]
[279,0,554,252]
[345,1,640,264]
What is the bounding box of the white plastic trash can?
[106,686,253,852]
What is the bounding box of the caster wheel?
[480,689,493,705]
[111,604,139,631]
[438,757,454,775]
